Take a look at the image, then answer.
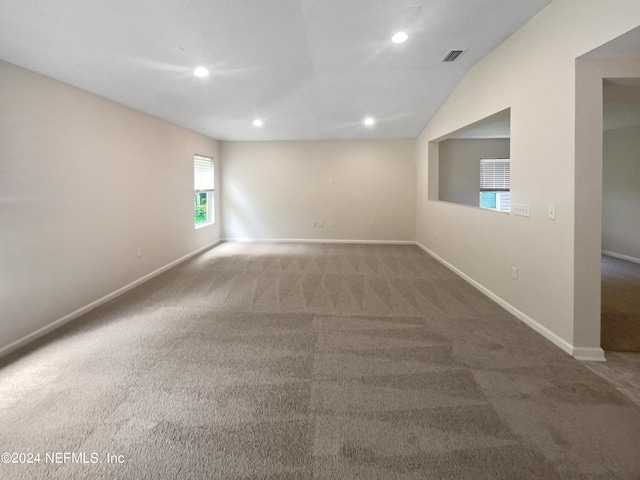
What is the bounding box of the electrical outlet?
[313,221,324,228]
[511,266,518,280]
[514,203,530,217]
[136,247,142,258]
[368,221,375,228]
[548,205,556,220]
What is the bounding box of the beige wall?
[602,126,640,260]
[439,138,510,207]
[221,140,416,242]
[0,60,220,353]
[416,0,640,356]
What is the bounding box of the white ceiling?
[0,0,553,141]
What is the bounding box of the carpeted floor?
[1,242,639,479]
[601,255,640,352]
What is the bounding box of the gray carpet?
[1,242,639,479]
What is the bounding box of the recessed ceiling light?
[364,117,375,126]
[193,67,209,77]
[253,119,263,127]
[392,32,408,44]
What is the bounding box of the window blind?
[194,155,214,191]
[480,159,510,192]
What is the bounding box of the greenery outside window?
[194,155,214,227]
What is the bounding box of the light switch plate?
[514,203,530,217]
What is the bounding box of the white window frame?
[194,155,214,228]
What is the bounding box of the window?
[194,155,214,227]
[480,158,510,212]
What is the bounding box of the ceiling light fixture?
[253,119,263,127]
[193,67,209,77]
[364,117,375,126]
[392,32,408,44]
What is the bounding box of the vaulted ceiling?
[0,0,553,140]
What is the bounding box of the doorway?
[601,77,640,353]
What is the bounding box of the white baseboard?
[602,250,640,265]
[223,237,416,245]
[0,240,222,360]
[572,347,606,362]
[415,242,605,361]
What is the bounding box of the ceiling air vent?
[442,50,466,62]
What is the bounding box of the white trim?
[414,242,605,361]
[602,250,640,265]
[572,347,606,362]
[223,237,416,245]
[0,239,222,360]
